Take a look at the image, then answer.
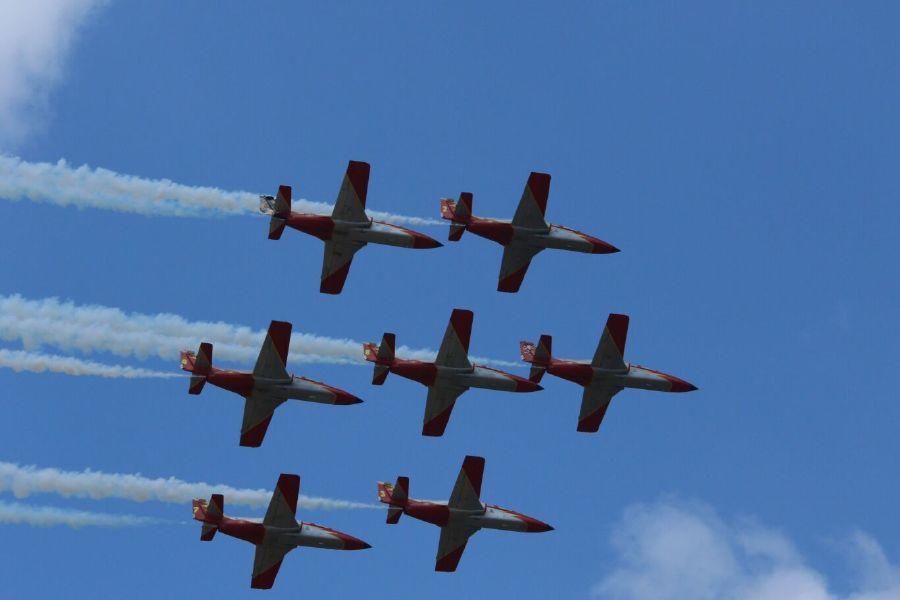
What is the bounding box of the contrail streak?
[0,155,441,225]
[0,501,162,528]
[0,462,377,510]
[0,294,520,368]
[0,349,178,379]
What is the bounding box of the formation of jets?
[178,160,697,589]
[259,161,618,294]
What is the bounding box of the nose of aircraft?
[666,375,698,393]
[513,377,543,393]
[334,390,364,405]
[589,237,620,254]
[412,233,443,249]
[339,533,372,550]
[523,517,554,533]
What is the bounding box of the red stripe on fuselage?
[546,360,594,386]
[218,516,266,545]
[466,218,514,246]
[389,359,438,386]
[206,369,256,396]
[404,500,451,527]
[286,213,336,240]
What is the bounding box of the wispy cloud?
[0,348,177,378]
[0,500,161,528]
[0,155,441,225]
[0,1,106,145]
[0,294,520,369]
[592,499,900,600]
[0,461,376,510]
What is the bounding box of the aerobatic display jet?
[519,313,697,433]
[180,320,362,447]
[377,455,553,572]
[363,309,542,436]
[439,172,619,292]
[260,160,442,294]
[192,473,370,590]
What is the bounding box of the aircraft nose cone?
[669,377,698,393]
[592,240,620,254]
[515,378,543,393]
[413,234,443,249]
[335,390,364,405]
[525,518,554,533]
[341,535,371,550]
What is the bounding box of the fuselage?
[462,216,617,254]
[544,359,697,392]
[205,516,370,551]
[284,213,441,249]
[386,358,541,392]
[396,499,552,533]
[204,367,361,404]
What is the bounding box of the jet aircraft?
[363,309,541,436]
[192,473,370,589]
[377,455,552,572]
[181,320,362,447]
[440,172,619,292]
[260,160,442,294]
[520,313,697,432]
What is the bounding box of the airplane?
[377,455,552,572]
[439,172,619,292]
[363,308,542,437]
[180,320,362,447]
[260,160,442,294]
[192,473,370,589]
[519,313,697,433]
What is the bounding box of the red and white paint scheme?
[520,313,697,433]
[180,320,362,447]
[440,172,619,293]
[377,455,552,573]
[192,473,370,590]
[363,308,542,437]
[260,160,442,295]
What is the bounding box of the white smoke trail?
[0,349,178,379]
[0,501,162,528]
[0,155,441,225]
[0,462,377,510]
[0,294,520,368]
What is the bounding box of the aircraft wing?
[253,321,291,380]
[511,172,551,230]
[577,385,622,432]
[435,523,480,572]
[320,239,367,294]
[448,455,484,511]
[497,243,543,292]
[240,392,286,447]
[591,313,629,371]
[435,308,473,369]
[251,540,293,589]
[264,474,300,529]
[422,384,467,437]
[331,160,370,223]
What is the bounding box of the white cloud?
[592,500,900,600]
[0,0,106,145]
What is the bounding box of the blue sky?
[0,2,898,598]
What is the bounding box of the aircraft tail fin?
[440,192,473,241]
[519,335,552,383]
[181,342,212,394]
[377,477,408,524]
[260,185,292,239]
[363,333,395,385]
[192,494,223,541]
